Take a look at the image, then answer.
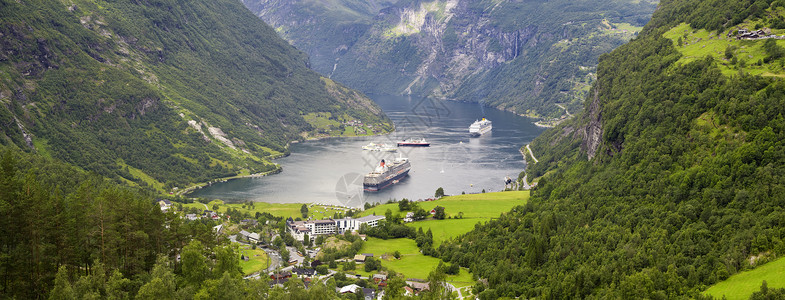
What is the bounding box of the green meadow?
[236,245,269,276]
[360,191,529,245]
[357,238,475,287]
[662,23,785,77]
[704,257,785,300]
[360,191,528,219]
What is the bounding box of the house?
[403,286,415,296]
[269,271,291,286]
[212,224,223,234]
[338,284,362,294]
[241,219,258,226]
[292,268,316,277]
[354,254,366,263]
[158,199,172,212]
[362,288,376,300]
[372,274,387,282]
[239,230,251,240]
[403,212,414,223]
[362,253,374,257]
[184,214,199,221]
[248,232,260,244]
[430,206,444,215]
[203,210,218,219]
[270,271,291,280]
[406,281,430,294]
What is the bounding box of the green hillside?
[0,0,391,192]
[433,0,785,298]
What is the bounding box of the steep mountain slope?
[0,0,391,191]
[434,0,785,298]
[245,0,656,119]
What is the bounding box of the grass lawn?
[182,200,353,220]
[704,257,785,300]
[236,245,269,276]
[358,238,474,285]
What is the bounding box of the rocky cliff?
[244,0,657,119]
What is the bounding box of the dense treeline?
[0,0,389,190]
[435,0,785,298]
[0,147,221,298]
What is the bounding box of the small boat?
[363,142,398,152]
[397,138,430,147]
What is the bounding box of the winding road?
[526,144,538,164]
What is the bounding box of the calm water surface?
[188,95,546,206]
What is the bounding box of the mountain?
[0,0,391,191]
[433,0,785,298]
[243,0,657,119]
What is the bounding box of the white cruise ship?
[469,118,492,136]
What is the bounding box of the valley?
[2,0,785,298]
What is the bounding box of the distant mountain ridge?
[0,0,391,191]
[244,0,657,119]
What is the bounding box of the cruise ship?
[469,118,492,136]
[363,157,411,192]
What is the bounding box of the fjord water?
[189,95,546,206]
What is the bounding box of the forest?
[432,0,785,298]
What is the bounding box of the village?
[157,195,471,298]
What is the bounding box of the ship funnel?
[380,159,385,167]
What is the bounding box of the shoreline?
[178,129,393,198]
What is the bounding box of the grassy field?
[182,200,353,220]
[704,257,785,299]
[356,238,475,287]
[662,22,785,77]
[236,245,269,276]
[360,191,528,219]
[406,218,484,246]
[360,191,528,245]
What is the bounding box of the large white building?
[286,215,385,241]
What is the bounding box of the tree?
[435,187,445,198]
[364,257,381,272]
[303,234,311,247]
[50,266,76,300]
[398,199,410,211]
[181,241,208,287]
[316,265,329,275]
[280,248,290,263]
[300,204,309,218]
[393,250,401,259]
[433,206,446,220]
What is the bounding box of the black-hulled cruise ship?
[363,157,411,192]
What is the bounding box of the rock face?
[581,88,603,160]
[244,0,657,118]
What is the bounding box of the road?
[526,144,538,164]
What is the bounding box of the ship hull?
[363,170,410,192]
[397,143,430,147]
[469,125,492,136]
